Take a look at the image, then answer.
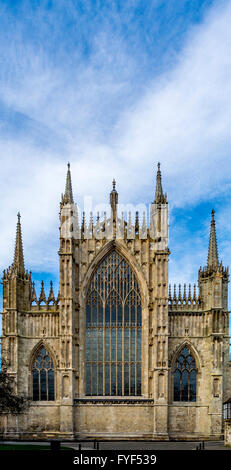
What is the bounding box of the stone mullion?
[122,301,125,396]
[129,300,131,395]
[103,301,105,395]
[110,322,112,396]
[116,304,118,395]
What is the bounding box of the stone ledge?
[74,398,154,405]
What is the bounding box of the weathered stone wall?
[1,170,230,441]
[224,420,231,446]
[168,405,210,439]
[73,403,154,439]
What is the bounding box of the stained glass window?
[86,250,142,396]
[32,346,55,401]
[173,346,196,402]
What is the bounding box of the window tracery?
[86,250,142,396]
[173,345,196,402]
[32,346,55,401]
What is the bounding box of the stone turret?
[2,213,31,312]
[2,213,31,376]
[199,210,228,310]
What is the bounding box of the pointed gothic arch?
[171,341,199,402]
[80,240,149,309]
[170,340,202,372]
[85,248,142,396]
[29,341,55,401]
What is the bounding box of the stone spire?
[207,209,219,270]
[110,178,118,222]
[154,163,167,204]
[63,162,74,204]
[13,212,25,275]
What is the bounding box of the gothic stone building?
[1,163,231,441]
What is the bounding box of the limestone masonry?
[0,163,231,440]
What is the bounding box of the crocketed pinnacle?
[13,212,25,275]
[110,178,118,221]
[63,162,74,204]
[154,163,166,204]
[207,209,219,270]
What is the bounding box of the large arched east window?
[32,346,55,401]
[173,346,197,402]
[86,250,142,396]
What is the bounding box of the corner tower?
[149,163,169,437]
[199,210,228,311]
[59,163,80,437]
[198,209,229,437]
[2,213,31,380]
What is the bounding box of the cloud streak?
[0,0,230,297]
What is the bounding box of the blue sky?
[0,0,231,331]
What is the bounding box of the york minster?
[0,163,230,440]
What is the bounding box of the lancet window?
[173,346,197,401]
[86,250,142,396]
[32,346,55,401]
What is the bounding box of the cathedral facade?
[0,163,231,441]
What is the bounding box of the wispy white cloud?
[0,0,230,293]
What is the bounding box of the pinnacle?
[63,162,74,204]
[207,209,219,270]
[154,162,166,204]
[110,178,118,221]
[13,212,25,275]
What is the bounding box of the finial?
[112,179,116,191]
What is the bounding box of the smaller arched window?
[32,346,55,401]
[173,346,196,402]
